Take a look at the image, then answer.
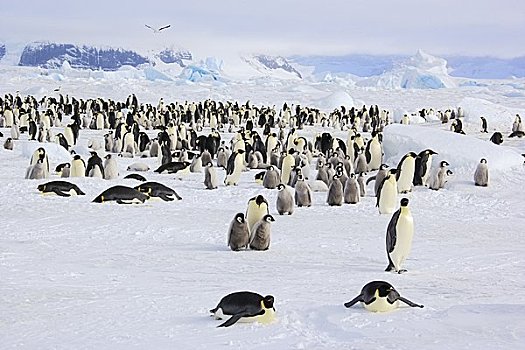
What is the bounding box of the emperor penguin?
[4,137,13,150]
[413,149,438,186]
[190,154,203,173]
[86,151,105,178]
[217,147,229,169]
[11,123,20,140]
[224,149,245,186]
[365,131,382,171]
[25,159,46,180]
[367,164,389,197]
[280,149,296,185]
[263,165,280,189]
[386,198,414,273]
[327,175,343,206]
[354,148,368,174]
[474,158,489,187]
[480,117,488,133]
[294,174,312,207]
[204,162,218,189]
[70,155,86,177]
[246,195,270,235]
[343,173,360,204]
[210,291,276,327]
[60,163,71,178]
[276,184,294,215]
[428,161,450,190]
[249,214,275,251]
[103,154,119,180]
[344,281,423,312]
[30,147,49,179]
[376,169,398,215]
[395,152,417,193]
[357,172,366,197]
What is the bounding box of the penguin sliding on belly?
[134,182,182,201]
[37,181,85,197]
[93,185,149,204]
[210,291,276,327]
[344,281,423,312]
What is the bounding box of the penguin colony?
[1,91,516,328]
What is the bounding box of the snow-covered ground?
[1,65,525,349]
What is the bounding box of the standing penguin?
[280,149,296,185]
[343,173,360,204]
[367,164,389,197]
[395,152,417,193]
[224,149,245,186]
[227,213,250,251]
[365,131,382,171]
[204,162,218,189]
[25,159,46,180]
[386,198,414,273]
[86,151,105,178]
[480,117,488,133]
[428,161,450,190]
[70,155,86,177]
[246,195,270,235]
[29,147,49,179]
[103,154,119,180]
[357,172,366,197]
[190,154,203,173]
[474,158,489,187]
[249,214,275,251]
[294,174,312,207]
[4,137,13,150]
[276,184,294,215]
[376,169,398,215]
[263,165,280,189]
[344,281,423,312]
[413,149,438,186]
[327,175,343,206]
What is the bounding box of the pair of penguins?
[214,195,418,327]
[211,280,423,327]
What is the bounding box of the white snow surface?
[1,65,525,349]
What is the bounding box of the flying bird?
[145,24,171,33]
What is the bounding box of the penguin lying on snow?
[134,182,182,201]
[93,185,149,204]
[344,281,423,312]
[38,181,85,197]
[124,173,147,182]
[210,291,276,327]
[154,161,190,174]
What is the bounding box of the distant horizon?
[1,39,524,61]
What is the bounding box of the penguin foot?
[397,269,408,274]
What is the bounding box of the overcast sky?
[1,0,524,57]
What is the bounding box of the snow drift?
[460,97,525,131]
[383,124,523,173]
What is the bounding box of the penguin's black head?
[446,169,454,176]
[408,152,417,158]
[37,184,46,191]
[380,164,389,170]
[74,155,81,160]
[264,214,275,223]
[105,154,111,160]
[255,195,267,206]
[376,282,396,297]
[389,169,397,175]
[262,295,275,309]
[234,213,245,223]
[480,158,487,164]
[441,160,450,167]
[400,198,409,207]
[277,184,285,191]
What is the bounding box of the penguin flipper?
[217,314,245,327]
[344,294,364,308]
[366,175,376,185]
[159,194,174,202]
[386,210,400,253]
[54,189,71,197]
[398,296,424,308]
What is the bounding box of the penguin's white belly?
[379,182,397,214]
[214,307,275,324]
[398,163,415,193]
[369,143,382,170]
[390,216,414,270]
[247,204,268,232]
[70,163,85,177]
[363,298,398,312]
